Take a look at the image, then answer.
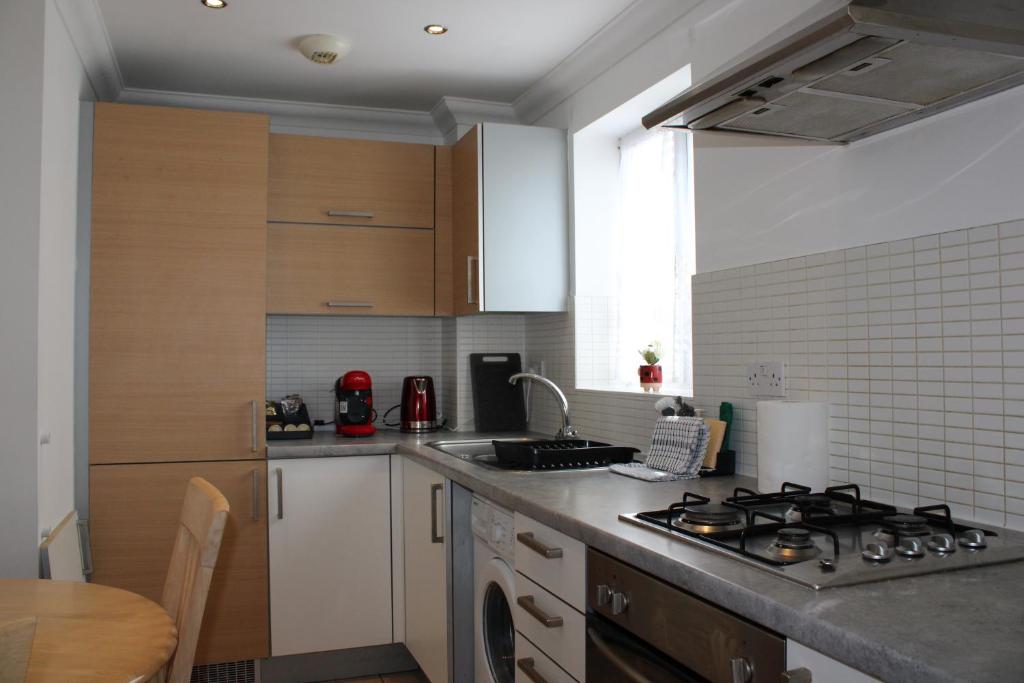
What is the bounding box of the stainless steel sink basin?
[426,437,535,469]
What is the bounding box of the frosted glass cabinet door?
[268,456,392,656]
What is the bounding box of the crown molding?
[513,0,708,124]
[430,96,519,144]
[54,0,123,101]
[118,87,445,144]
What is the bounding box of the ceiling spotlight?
[424,24,448,35]
[201,0,227,8]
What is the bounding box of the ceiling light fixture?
[424,24,448,36]
[201,0,227,8]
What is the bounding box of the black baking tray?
[699,449,736,477]
[492,439,639,470]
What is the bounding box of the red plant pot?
[639,364,663,393]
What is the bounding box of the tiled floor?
[330,672,429,683]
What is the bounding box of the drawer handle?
[517,531,563,559]
[326,301,374,308]
[327,210,375,219]
[467,255,478,305]
[517,595,563,628]
[516,657,550,683]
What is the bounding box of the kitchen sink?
[426,437,637,472]
[426,437,536,470]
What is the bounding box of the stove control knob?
[595,584,612,607]
[611,591,630,616]
[927,533,957,554]
[896,537,925,558]
[730,657,754,683]
[861,542,893,562]
[958,529,988,549]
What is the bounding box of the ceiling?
[95,0,640,111]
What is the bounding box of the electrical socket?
[747,361,786,398]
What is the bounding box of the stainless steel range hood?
[644,0,1024,143]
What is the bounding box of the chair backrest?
[40,510,87,582]
[161,477,230,683]
[0,617,37,683]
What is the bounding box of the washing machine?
[472,495,516,683]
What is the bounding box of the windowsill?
[573,386,694,400]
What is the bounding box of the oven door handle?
[587,626,655,683]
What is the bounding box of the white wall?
[694,84,1024,272]
[0,0,46,578]
[37,0,94,540]
[0,0,92,577]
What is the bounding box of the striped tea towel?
[610,416,709,482]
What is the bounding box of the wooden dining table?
[0,579,177,682]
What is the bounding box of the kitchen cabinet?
[266,224,435,316]
[89,460,269,664]
[786,641,881,682]
[452,123,568,314]
[402,457,450,683]
[268,134,435,228]
[267,456,392,656]
[89,102,268,464]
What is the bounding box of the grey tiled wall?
[693,219,1024,530]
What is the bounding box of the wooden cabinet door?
[89,460,269,665]
[268,134,435,228]
[402,457,449,683]
[434,146,454,316]
[267,224,435,315]
[268,456,392,656]
[452,126,481,315]
[89,103,268,465]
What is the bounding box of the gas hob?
[621,483,1024,589]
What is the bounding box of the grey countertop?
[268,431,1024,683]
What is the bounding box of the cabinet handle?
[516,658,549,683]
[517,595,563,628]
[76,518,93,577]
[327,210,375,219]
[251,469,260,522]
[430,483,444,544]
[275,467,284,520]
[516,531,563,559]
[326,301,374,309]
[251,400,259,452]
[782,668,813,683]
[466,255,478,305]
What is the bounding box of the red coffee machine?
[335,371,376,437]
[400,376,438,433]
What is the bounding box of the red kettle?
[400,376,437,433]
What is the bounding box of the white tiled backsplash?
[266,314,526,430]
[693,219,1024,530]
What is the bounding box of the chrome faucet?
[508,373,579,439]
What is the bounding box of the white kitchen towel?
[610,416,709,482]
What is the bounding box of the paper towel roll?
[757,400,828,494]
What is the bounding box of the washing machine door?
[476,554,516,683]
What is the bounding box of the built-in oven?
[587,548,802,683]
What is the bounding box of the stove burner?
[875,514,932,543]
[673,503,743,532]
[766,526,822,562]
[785,494,835,523]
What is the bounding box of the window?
[574,127,694,395]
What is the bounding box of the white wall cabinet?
[786,640,882,683]
[453,123,569,314]
[401,456,450,683]
[268,456,392,657]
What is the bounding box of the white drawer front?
[514,513,586,611]
[514,573,585,682]
[515,632,578,683]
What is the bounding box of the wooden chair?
[157,477,230,683]
[0,617,37,683]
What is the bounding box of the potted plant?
[638,342,663,393]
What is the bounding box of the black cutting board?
[470,353,527,432]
